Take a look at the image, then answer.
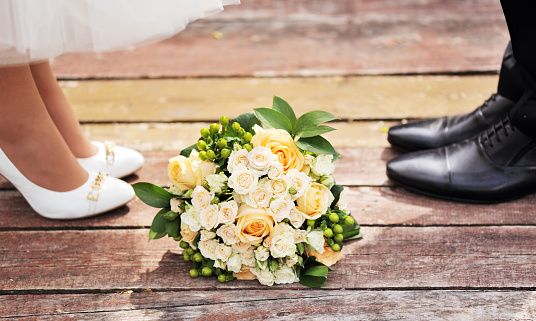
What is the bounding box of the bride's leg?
[0,63,88,191]
[29,61,97,158]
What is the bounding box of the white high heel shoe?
[77,141,144,178]
[0,147,135,220]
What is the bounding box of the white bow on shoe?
[77,141,145,178]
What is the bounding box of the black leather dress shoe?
[387,94,516,152]
[386,116,536,203]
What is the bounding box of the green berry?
[218,274,227,283]
[334,234,344,242]
[243,144,252,152]
[344,216,355,226]
[201,128,210,138]
[243,132,253,142]
[189,269,199,278]
[232,122,241,131]
[197,140,207,151]
[179,241,189,249]
[183,253,190,261]
[239,128,246,136]
[210,123,220,134]
[217,138,227,149]
[331,243,341,252]
[333,224,343,235]
[219,116,229,126]
[221,148,231,159]
[307,219,316,227]
[323,228,333,238]
[186,247,195,256]
[206,150,216,160]
[198,151,207,161]
[193,252,203,262]
[329,213,340,223]
[201,266,213,277]
[173,236,182,242]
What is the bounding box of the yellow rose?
[307,244,343,267]
[235,205,275,245]
[167,151,215,191]
[295,182,335,220]
[251,128,304,172]
[180,222,198,244]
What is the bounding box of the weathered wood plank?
[51,1,508,78]
[62,76,499,122]
[1,227,536,291]
[2,290,536,320]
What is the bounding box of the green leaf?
[296,125,336,138]
[180,143,198,157]
[295,111,338,135]
[132,182,172,208]
[299,274,328,288]
[343,228,363,241]
[149,209,169,240]
[272,96,297,125]
[232,111,262,133]
[254,108,293,134]
[330,185,344,208]
[296,136,339,159]
[302,265,329,277]
[165,218,180,238]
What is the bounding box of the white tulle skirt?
[0,0,239,65]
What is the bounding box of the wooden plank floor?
[3,1,536,320]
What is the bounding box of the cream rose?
[181,207,201,231]
[274,265,299,284]
[227,149,249,173]
[192,186,214,211]
[232,241,252,254]
[200,230,216,241]
[198,239,219,260]
[228,165,258,195]
[217,223,239,245]
[303,154,314,166]
[286,253,299,267]
[289,208,307,229]
[205,172,228,193]
[254,245,270,261]
[240,248,256,267]
[235,205,274,245]
[213,259,226,269]
[267,162,284,179]
[296,182,335,220]
[336,189,349,211]
[293,229,308,244]
[170,198,183,213]
[285,169,313,200]
[310,154,335,176]
[251,128,304,172]
[247,146,278,176]
[270,233,296,258]
[216,243,233,262]
[226,252,242,273]
[199,204,219,230]
[271,222,295,238]
[251,269,275,286]
[245,180,273,208]
[307,230,325,254]
[167,151,215,191]
[270,178,289,197]
[268,197,294,223]
[180,222,198,244]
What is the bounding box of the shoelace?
[481,115,515,148]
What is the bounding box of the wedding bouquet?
[133,96,361,287]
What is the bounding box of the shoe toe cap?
[110,146,145,178]
[388,118,447,152]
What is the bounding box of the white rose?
[247,146,278,176]
[307,230,325,254]
[285,169,313,200]
[226,252,242,273]
[303,154,314,166]
[218,200,238,225]
[227,149,249,173]
[269,177,289,197]
[310,154,335,176]
[217,223,238,245]
[205,172,228,193]
[216,243,233,262]
[267,162,284,179]
[254,245,270,261]
[245,179,273,208]
[263,234,273,248]
[198,239,219,260]
[170,198,184,213]
[213,259,226,269]
[337,189,349,211]
[293,229,308,244]
[288,208,307,228]
[274,265,299,284]
[251,269,274,286]
[228,165,259,195]
[200,230,216,241]
[180,207,202,232]
[191,186,214,211]
[232,191,245,205]
[271,222,295,238]
[270,232,296,258]
[199,204,219,230]
[268,197,294,222]
[286,253,299,267]
[232,241,252,254]
[252,124,265,135]
[240,247,256,267]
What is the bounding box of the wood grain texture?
[61,76,499,122]
[1,227,536,292]
[50,0,508,78]
[2,290,536,320]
